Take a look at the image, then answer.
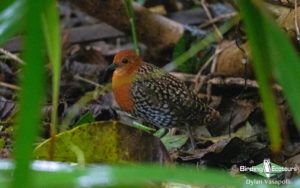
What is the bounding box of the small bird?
[109,50,219,147]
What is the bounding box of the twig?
[74,74,104,88]
[170,72,283,92]
[0,48,24,65]
[193,42,234,94]
[200,0,223,40]
[234,32,250,88]
[193,54,215,94]
[199,12,237,28]
[206,50,219,101]
[294,0,300,39]
[0,82,21,90]
[208,77,282,91]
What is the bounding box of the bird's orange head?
[110,50,142,113]
[111,50,142,74]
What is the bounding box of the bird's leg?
[186,125,196,150]
[170,127,177,135]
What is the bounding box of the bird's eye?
[121,58,129,64]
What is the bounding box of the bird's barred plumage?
[111,50,219,129]
[132,63,216,128]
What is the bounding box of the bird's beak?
[100,63,118,83]
[107,63,118,71]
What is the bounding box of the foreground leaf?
[12,0,48,187]
[237,0,283,151]
[0,160,254,188]
[34,121,170,163]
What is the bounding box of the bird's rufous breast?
[112,68,135,113]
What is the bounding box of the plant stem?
[124,0,140,55]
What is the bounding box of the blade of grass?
[236,0,282,152]
[12,0,47,187]
[1,162,260,188]
[42,0,61,160]
[0,0,25,44]
[124,0,140,55]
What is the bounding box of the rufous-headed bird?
[109,50,220,148]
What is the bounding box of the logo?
[240,158,298,178]
[239,159,299,185]
[263,159,272,178]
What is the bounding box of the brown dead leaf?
[209,97,258,136]
[178,137,269,167]
[0,96,15,120]
[215,41,254,78]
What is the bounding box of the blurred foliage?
[172,32,215,73]
[0,0,25,44]
[11,0,48,187]
[165,16,239,71]
[237,0,300,151]
[0,160,249,188]
[173,32,201,73]
[0,0,60,187]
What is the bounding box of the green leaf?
[34,121,168,163]
[161,132,188,151]
[74,111,95,127]
[153,128,166,137]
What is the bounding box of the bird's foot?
[186,125,196,151]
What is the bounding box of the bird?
[109,50,220,147]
